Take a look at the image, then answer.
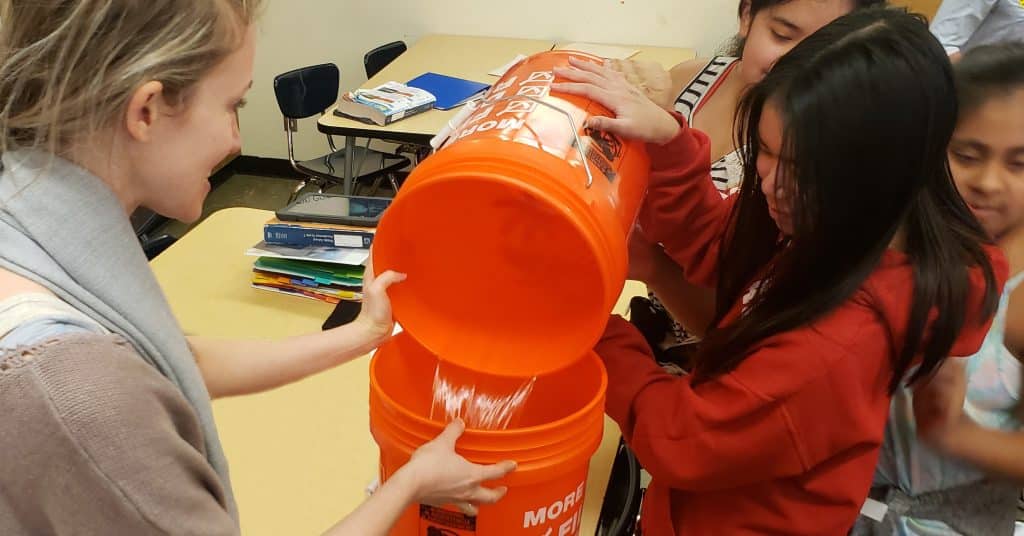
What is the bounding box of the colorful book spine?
[263,223,373,249]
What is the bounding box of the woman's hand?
[605,58,676,110]
[399,420,517,516]
[913,358,972,452]
[552,57,680,144]
[354,253,406,346]
[323,420,515,535]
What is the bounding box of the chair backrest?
[273,63,340,120]
[363,41,407,79]
[595,438,643,536]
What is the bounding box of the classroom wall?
[240,0,740,160]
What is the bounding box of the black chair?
[139,234,177,259]
[364,41,407,79]
[362,42,432,179]
[273,63,410,196]
[595,437,644,536]
[131,207,177,260]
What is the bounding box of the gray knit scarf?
[0,149,236,517]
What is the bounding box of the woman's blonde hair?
[0,0,262,156]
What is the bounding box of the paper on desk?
[558,42,639,60]
[245,241,370,266]
[488,54,528,76]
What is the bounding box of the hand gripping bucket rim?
[368,376,605,456]
[368,333,608,532]
[370,400,604,483]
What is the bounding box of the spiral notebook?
[406,72,490,110]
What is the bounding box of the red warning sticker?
[419,504,477,536]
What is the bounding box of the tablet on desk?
[275,193,392,227]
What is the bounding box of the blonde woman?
[0,1,513,534]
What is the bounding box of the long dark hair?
[724,0,888,56]
[955,43,1024,118]
[694,7,1000,393]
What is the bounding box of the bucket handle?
[431,95,596,189]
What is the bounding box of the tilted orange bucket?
[373,50,649,377]
[369,332,607,535]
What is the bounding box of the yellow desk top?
[150,207,647,535]
[317,34,696,143]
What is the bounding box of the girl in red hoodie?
[552,8,1006,535]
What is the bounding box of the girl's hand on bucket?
[605,58,675,111]
[404,419,517,516]
[355,253,407,344]
[551,56,680,145]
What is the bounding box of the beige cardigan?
[0,334,238,535]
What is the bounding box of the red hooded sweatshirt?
[597,116,1007,535]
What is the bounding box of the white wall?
[241,0,739,160]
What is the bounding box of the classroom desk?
[319,35,555,145]
[318,35,554,195]
[150,206,647,536]
[317,34,696,193]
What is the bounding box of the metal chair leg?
[287,180,307,204]
[367,175,383,197]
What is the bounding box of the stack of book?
[334,81,436,126]
[246,218,375,304]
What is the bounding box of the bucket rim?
[368,347,608,438]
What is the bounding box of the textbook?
[333,81,435,126]
[245,240,369,266]
[263,217,375,249]
[406,72,490,110]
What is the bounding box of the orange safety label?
[582,126,625,182]
[420,505,477,536]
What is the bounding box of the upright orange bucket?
[373,50,649,377]
[369,332,607,535]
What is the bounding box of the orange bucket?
[369,332,607,535]
[373,50,649,377]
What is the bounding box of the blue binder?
[406,72,490,110]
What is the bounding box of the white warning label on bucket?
[420,504,477,535]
